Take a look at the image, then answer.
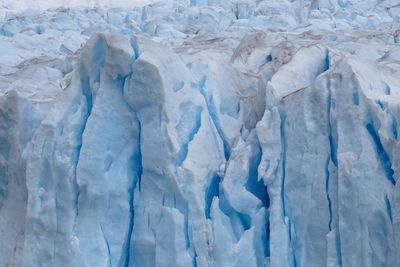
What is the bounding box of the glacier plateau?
[0,0,399,267]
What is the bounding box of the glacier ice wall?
[0,0,400,266]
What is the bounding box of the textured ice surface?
[0,0,399,266]
[1,0,153,12]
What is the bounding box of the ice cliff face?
[0,1,400,266]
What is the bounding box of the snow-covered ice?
[0,0,399,266]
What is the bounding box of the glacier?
[0,0,399,266]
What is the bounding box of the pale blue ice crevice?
[198,76,231,161]
[119,74,143,267]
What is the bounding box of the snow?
[0,0,399,267]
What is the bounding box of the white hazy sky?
[1,0,155,11]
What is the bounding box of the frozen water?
[0,0,399,266]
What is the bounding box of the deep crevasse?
[0,0,400,266]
